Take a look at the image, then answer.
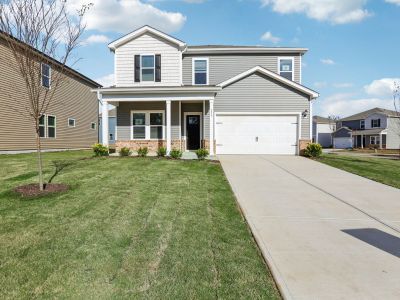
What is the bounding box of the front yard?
[317,154,400,189]
[0,151,280,299]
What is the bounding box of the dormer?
[109,26,187,87]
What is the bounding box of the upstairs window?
[278,57,294,81]
[47,115,56,138]
[41,63,51,88]
[360,120,365,129]
[371,119,381,128]
[193,58,208,85]
[68,118,76,127]
[135,54,161,83]
[39,115,46,138]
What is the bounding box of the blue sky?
[69,0,400,118]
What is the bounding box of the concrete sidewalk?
[220,155,400,300]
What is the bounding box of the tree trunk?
[35,130,44,191]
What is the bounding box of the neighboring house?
[334,107,400,149]
[312,116,335,148]
[99,108,117,145]
[0,31,101,152]
[95,26,319,155]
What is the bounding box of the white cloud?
[96,73,114,87]
[261,0,371,24]
[320,58,335,65]
[260,31,281,44]
[318,93,394,117]
[67,0,186,33]
[385,0,400,5]
[81,34,110,46]
[364,78,400,97]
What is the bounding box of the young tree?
[0,0,90,190]
[393,81,400,156]
[328,115,340,149]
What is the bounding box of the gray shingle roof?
[340,107,399,121]
[313,116,332,123]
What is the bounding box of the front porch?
[352,129,387,149]
[98,86,220,155]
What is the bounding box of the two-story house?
[334,107,400,149]
[95,26,319,155]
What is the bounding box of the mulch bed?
[14,183,69,197]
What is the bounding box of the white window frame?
[370,135,380,145]
[192,57,209,85]
[39,114,46,138]
[46,115,56,139]
[140,54,155,82]
[371,119,380,128]
[41,63,51,88]
[130,110,165,140]
[278,57,294,81]
[91,122,96,130]
[360,120,365,129]
[68,118,76,128]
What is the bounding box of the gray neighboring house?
[334,107,400,149]
[94,25,319,155]
[99,108,116,145]
[312,116,335,148]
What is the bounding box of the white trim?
[104,96,216,102]
[94,86,221,93]
[299,55,302,84]
[217,66,319,99]
[108,25,186,50]
[179,101,182,142]
[68,118,76,128]
[114,51,118,87]
[214,112,301,155]
[166,100,171,153]
[183,112,203,151]
[370,135,380,145]
[309,100,313,140]
[278,57,294,81]
[192,57,209,86]
[180,51,183,85]
[102,100,109,146]
[130,110,165,141]
[209,100,214,155]
[46,115,56,139]
[185,47,308,55]
[140,54,156,83]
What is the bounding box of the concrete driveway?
[219,155,400,300]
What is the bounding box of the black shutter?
[378,119,381,127]
[155,54,161,82]
[134,55,141,82]
[371,120,374,128]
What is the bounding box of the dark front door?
[186,115,201,150]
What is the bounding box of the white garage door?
[333,137,352,149]
[216,115,298,155]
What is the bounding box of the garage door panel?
[216,115,298,155]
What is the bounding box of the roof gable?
[340,107,399,121]
[108,25,186,51]
[217,66,319,99]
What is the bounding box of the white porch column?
[101,99,109,147]
[379,133,383,149]
[166,100,172,154]
[209,100,215,155]
[361,134,363,149]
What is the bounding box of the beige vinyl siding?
[182,53,301,86]
[115,33,181,87]
[0,38,98,151]
[387,117,400,149]
[213,72,311,139]
[116,101,180,140]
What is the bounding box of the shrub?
[304,143,322,158]
[137,147,149,157]
[92,143,109,157]
[157,146,167,157]
[119,147,131,157]
[195,148,209,160]
[169,148,182,159]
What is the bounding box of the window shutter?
[378,119,381,127]
[134,55,141,82]
[155,54,161,82]
[371,120,374,128]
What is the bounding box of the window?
[278,57,294,81]
[141,55,155,81]
[371,119,381,128]
[131,111,164,140]
[47,115,56,138]
[39,115,46,138]
[68,118,76,127]
[370,136,380,145]
[110,133,114,141]
[360,120,365,129]
[193,58,208,85]
[91,122,96,130]
[41,63,51,88]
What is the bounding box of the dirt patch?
[14,183,69,197]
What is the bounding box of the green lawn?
[0,151,280,299]
[317,154,400,189]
